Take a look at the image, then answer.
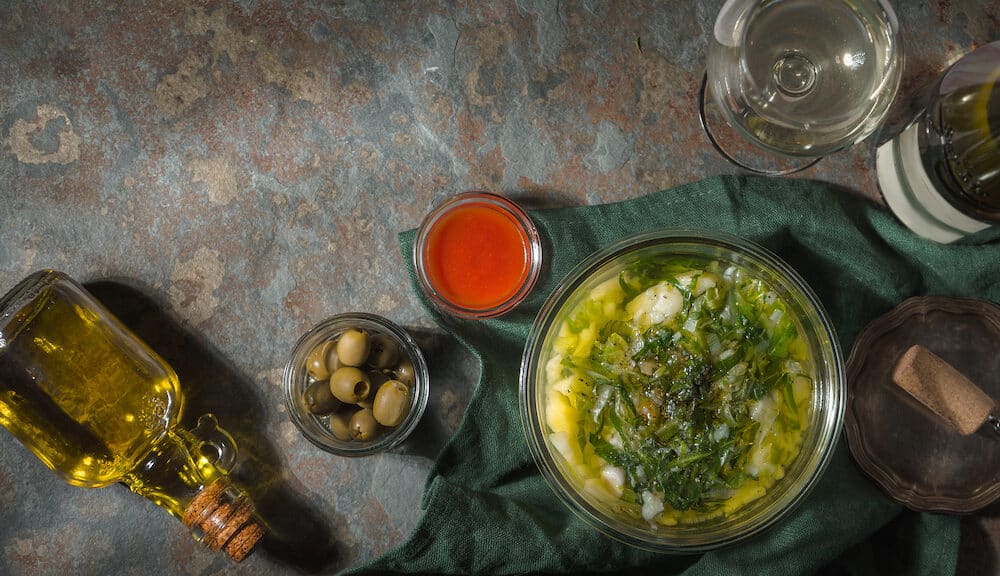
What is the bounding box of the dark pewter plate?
[845,296,1000,513]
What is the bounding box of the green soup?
[544,256,813,525]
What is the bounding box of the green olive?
[336,328,370,367]
[393,358,416,386]
[328,409,353,440]
[368,334,400,369]
[373,380,410,427]
[329,366,371,404]
[349,408,380,441]
[302,380,341,415]
[305,340,337,380]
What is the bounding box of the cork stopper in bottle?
[182,480,265,562]
[891,344,997,436]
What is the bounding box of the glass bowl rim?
[283,312,430,457]
[706,0,904,159]
[518,228,846,552]
[413,191,542,319]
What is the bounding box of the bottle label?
[877,122,991,243]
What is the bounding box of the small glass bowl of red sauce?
[414,192,542,319]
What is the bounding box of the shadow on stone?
[507,188,585,211]
[86,280,341,574]
[388,326,478,462]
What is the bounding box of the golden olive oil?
[0,274,180,487]
[0,270,263,560]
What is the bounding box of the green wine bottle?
[927,54,1000,219]
[877,41,1000,243]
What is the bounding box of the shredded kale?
[570,257,809,513]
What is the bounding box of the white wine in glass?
[707,0,903,162]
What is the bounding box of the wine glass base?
[698,73,822,176]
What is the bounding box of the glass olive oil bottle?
[0,270,263,561]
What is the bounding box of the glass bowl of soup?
[518,229,845,551]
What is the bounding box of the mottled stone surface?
[0,1,997,574]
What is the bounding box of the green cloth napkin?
[351,175,999,575]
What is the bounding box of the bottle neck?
[122,427,224,519]
[121,416,264,561]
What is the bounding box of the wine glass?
[701,0,903,174]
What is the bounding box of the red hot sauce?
[416,193,540,318]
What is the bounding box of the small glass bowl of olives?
[283,313,429,456]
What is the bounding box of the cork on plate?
[892,344,998,435]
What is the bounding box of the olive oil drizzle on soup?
[544,257,813,525]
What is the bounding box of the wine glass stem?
[697,73,823,176]
[772,52,817,96]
